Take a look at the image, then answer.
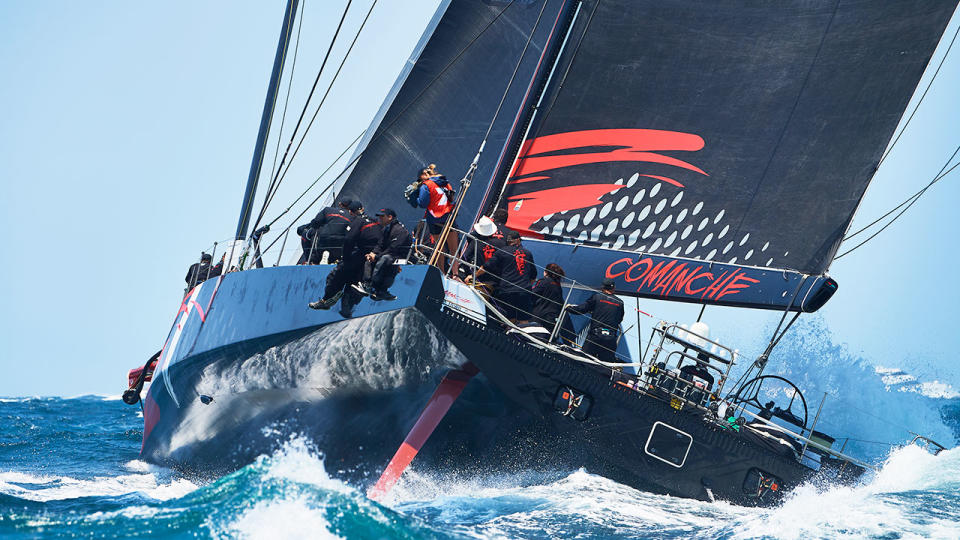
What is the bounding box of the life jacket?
[424,177,454,218]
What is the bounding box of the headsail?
[334,0,573,223]
[494,0,957,280]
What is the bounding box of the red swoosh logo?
[505,129,707,233]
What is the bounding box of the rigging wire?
[835,156,960,260]
[251,0,355,228]
[263,0,307,212]
[842,145,960,242]
[254,0,379,229]
[876,20,960,167]
[250,2,518,243]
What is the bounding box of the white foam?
[214,496,343,540]
[0,469,197,502]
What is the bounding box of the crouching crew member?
[308,201,381,315]
[185,252,223,290]
[569,278,625,363]
[298,198,352,264]
[355,208,411,301]
[469,230,536,323]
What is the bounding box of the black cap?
[337,197,353,207]
[201,252,212,262]
[505,230,521,241]
[376,208,397,218]
[348,200,363,213]
[602,278,616,290]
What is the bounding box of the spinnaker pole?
[234,0,300,241]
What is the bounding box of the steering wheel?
[730,375,808,430]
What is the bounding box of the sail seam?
[727,0,842,272]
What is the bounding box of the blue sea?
[1,389,958,539]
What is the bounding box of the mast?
[234,0,300,241]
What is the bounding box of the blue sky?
[0,1,958,397]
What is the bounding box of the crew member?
[530,263,575,342]
[355,208,411,301]
[569,278,625,362]
[415,165,459,273]
[185,252,222,290]
[462,215,506,289]
[308,201,381,315]
[298,197,352,264]
[469,230,537,323]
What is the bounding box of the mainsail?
[494,0,956,278]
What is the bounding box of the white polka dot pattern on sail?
[627,173,639,188]
[685,240,698,254]
[567,213,580,231]
[552,220,565,236]
[658,215,673,231]
[622,211,635,228]
[745,249,754,260]
[650,183,661,197]
[719,225,729,238]
[628,228,641,245]
[543,213,554,221]
[698,217,709,231]
[616,195,629,212]
[590,225,603,241]
[723,241,734,254]
[669,246,681,257]
[762,242,769,251]
[728,257,737,264]
[706,248,717,260]
[655,198,667,214]
[693,201,703,215]
[676,208,687,223]
[613,235,625,249]
[740,233,750,246]
[681,224,692,240]
[649,237,663,251]
[633,189,646,204]
[583,207,597,226]
[642,221,656,239]
[605,217,619,236]
[671,192,683,207]
[664,230,678,248]
[599,202,613,219]
[714,209,725,224]
[637,205,651,221]
[703,232,713,246]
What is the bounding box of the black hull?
[419,297,857,506]
[141,265,857,506]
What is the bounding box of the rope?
[877,21,960,167]
[251,0,355,231]
[263,0,306,213]
[254,0,380,230]
[245,1,519,260]
[429,0,552,268]
[835,157,959,260]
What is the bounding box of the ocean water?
[1,393,958,539]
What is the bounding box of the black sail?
[335,0,573,225]
[495,0,957,276]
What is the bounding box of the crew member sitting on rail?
[568,278,625,363]
[297,197,352,264]
[308,201,381,315]
[354,208,411,301]
[415,165,459,273]
[468,230,536,324]
[185,252,223,290]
